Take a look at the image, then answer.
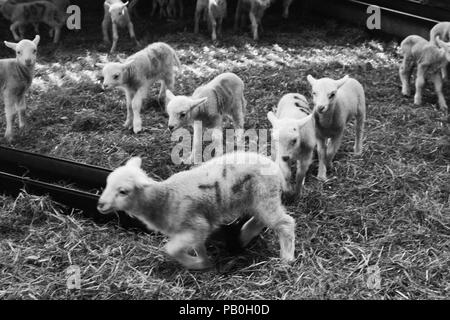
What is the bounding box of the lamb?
[399,35,450,112]
[102,0,140,53]
[430,22,450,45]
[0,35,40,142]
[0,0,65,43]
[100,42,181,134]
[165,72,247,164]
[267,93,316,196]
[97,152,296,270]
[194,0,227,41]
[307,75,366,181]
[234,0,275,40]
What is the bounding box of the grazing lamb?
[195,0,227,41]
[97,152,296,270]
[399,35,450,112]
[0,0,65,42]
[267,93,316,195]
[234,0,275,40]
[165,72,247,164]
[0,35,40,141]
[100,42,181,134]
[102,0,140,53]
[307,75,366,181]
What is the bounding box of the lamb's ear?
[307,74,316,86]
[189,97,207,111]
[126,157,142,168]
[166,89,175,102]
[267,111,278,126]
[4,41,17,50]
[123,1,129,6]
[295,114,313,129]
[335,75,349,89]
[95,62,106,68]
[32,35,40,46]
[104,2,110,9]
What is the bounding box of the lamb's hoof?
[133,127,142,134]
[281,255,296,264]
[354,148,363,156]
[401,90,410,96]
[317,175,327,182]
[123,122,133,130]
[4,134,13,143]
[414,96,422,105]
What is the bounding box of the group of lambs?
[103,0,296,53]
[1,16,450,270]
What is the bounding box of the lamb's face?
[272,120,302,162]
[166,90,208,131]
[166,96,195,131]
[101,63,125,89]
[97,157,148,214]
[108,2,128,21]
[307,75,348,114]
[4,35,40,67]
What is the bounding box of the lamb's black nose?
[168,125,175,131]
[282,156,290,162]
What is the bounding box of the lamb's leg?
[160,73,174,109]
[17,96,27,131]
[249,11,259,40]
[399,56,414,96]
[165,231,212,270]
[131,87,146,134]
[124,90,133,130]
[431,72,448,111]
[151,0,158,17]
[257,201,295,263]
[209,12,217,41]
[127,22,141,47]
[282,0,293,19]
[10,22,22,41]
[414,64,426,105]
[316,138,328,181]
[295,148,314,195]
[194,5,202,34]
[110,23,119,53]
[102,10,111,43]
[354,113,365,155]
[326,131,344,167]
[3,92,17,142]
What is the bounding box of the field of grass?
[0,7,449,299]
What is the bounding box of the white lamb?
[399,35,450,112]
[234,0,275,41]
[165,72,247,164]
[0,35,40,141]
[307,75,366,181]
[267,93,316,196]
[97,152,296,270]
[100,42,181,134]
[102,0,141,53]
[195,0,227,41]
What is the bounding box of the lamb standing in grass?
[100,42,181,134]
[307,75,366,181]
[234,0,275,40]
[0,0,65,43]
[102,0,140,53]
[267,93,316,195]
[97,152,296,270]
[195,0,227,41]
[166,72,247,164]
[399,35,450,112]
[0,35,39,142]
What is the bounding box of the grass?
[0,7,449,300]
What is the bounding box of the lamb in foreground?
[267,93,316,196]
[234,0,275,40]
[102,0,140,53]
[307,75,366,181]
[399,35,450,112]
[166,72,247,164]
[100,42,181,134]
[0,0,65,43]
[0,35,40,142]
[195,0,227,41]
[97,152,296,270]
